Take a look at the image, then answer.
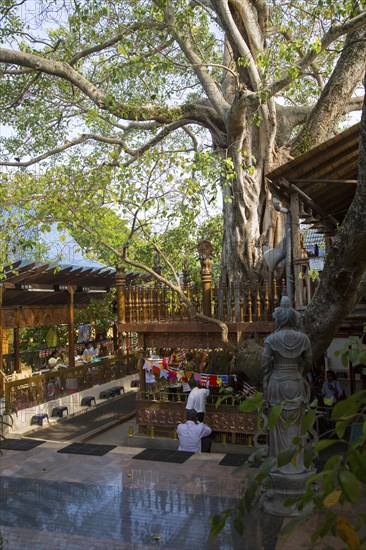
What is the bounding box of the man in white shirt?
[145,369,156,388]
[82,342,96,363]
[186,379,210,421]
[177,410,212,453]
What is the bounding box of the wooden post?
[14,306,21,373]
[67,286,75,369]
[139,355,146,396]
[197,240,213,318]
[290,192,302,307]
[0,284,4,396]
[116,267,126,356]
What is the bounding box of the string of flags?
[142,357,234,388]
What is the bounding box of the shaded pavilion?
[0,259,149,378]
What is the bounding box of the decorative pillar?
[116,267,126,356]
[290,192,302,308]
[139,355,146,396]
[197,240,213,317]
[0,284,4,396]
[67,286,75,369]
[182,258,190,287]
[14,306,21,373]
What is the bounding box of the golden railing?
[124,278,286,323]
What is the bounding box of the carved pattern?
[137,408,185,426]
[3,306,69,328]
[136,407,257,433]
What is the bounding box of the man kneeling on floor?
[177,409,212,453]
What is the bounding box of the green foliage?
[210,382,366,549]
[334,328,366,368]
[213,323,366,548]
[74,293,116,335]
[19,325,68,351]
[0,0,362,285]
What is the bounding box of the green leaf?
[303,443,313,469]
[338,470,359,502]
[277,446,297,468]
[268,403,284,429]
[243,476,259,510]
[315,439,338,452]
[302,409,316,434]
[335,420,347,439]
[209,509,233,540]
[233,515,244,536]
[239,392,264,413]
[346,449,366,484]
[332,391,366,420]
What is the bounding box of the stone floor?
[0,393,360,550]
[0,437,354,550]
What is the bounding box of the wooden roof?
[266,122,360,232]
[1,260,148,308]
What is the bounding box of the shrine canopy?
[1,259,116,308]
[1,259,152,310]
[266,122,360,234]
[1,222,150,312]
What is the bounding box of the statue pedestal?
[261,470,316,517]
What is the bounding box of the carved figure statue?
[262,296,312,474]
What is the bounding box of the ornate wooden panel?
[2,306,69,328]
[136,403,258,434]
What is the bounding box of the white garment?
[177,420,212,452]
[48,356,60,369]
[83,346,96,356]
[186,387,210,413]
[145,370,156,384]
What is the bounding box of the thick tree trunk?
[303,78,366,360]
[219,146,270,319]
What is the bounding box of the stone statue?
[262,295,312,475]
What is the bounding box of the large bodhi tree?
[0,0,366,359]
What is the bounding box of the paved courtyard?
[0,393,360,549]
[0,437,352,550]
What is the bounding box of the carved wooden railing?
[4,354,138,410]
[124,278,286,324]
[136,398,266,445]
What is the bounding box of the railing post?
[116,267,126,356]
[14,306,21,373]
[0,283,4,397]
[67,286,75,369]
[197,240,213,318]
[256,282,261,321]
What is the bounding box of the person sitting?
[82,342,96,363]
[48,351,62,370]
[321,370,345,408]
[186,378,210,422]
[177,409,212,453]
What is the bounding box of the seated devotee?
[177,409,212,453]
[321,370,345,410]
[48,350,62,370]
[82,342,96,363]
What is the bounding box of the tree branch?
[163,4,230,119]
[267,12,366,99]
[51,196,232,346]
[211,0,263,91]
[68,22,167,66]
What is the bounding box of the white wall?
[2,374,138,436]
